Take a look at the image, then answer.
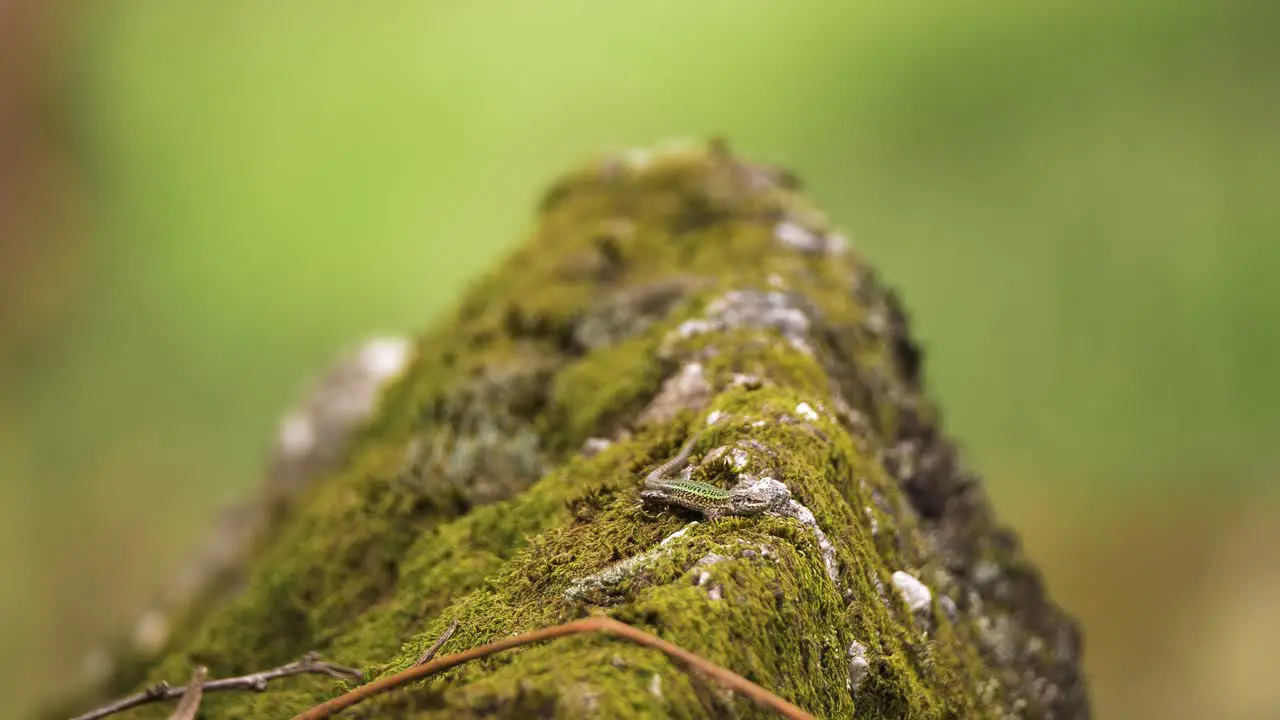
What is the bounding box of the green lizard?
[639,429,791,520]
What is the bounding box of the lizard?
[639,429,792,520]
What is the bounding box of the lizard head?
[729,477,792,514]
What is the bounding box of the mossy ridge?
[82,140,1086,719]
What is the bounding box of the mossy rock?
[61,139,1089,719]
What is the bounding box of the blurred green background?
[4,1,1278,718]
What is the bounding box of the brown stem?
[291,615,815,720]
[68,653,362,720]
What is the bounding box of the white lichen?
[357,336,413,381]
[563,543,683,602]
[780,499,841,586]
[774,219,850,256]
[774,219,824,252]
[278,413,316,458]
[638,362,712,425]
[729,373,765,389]
[847,640,870,692]
[825,232,851,255]
[892,570,933,613]
[663,290,815,357]
[274,335,415,466]
[581,437,612,457]
[940,594,960,623]
[973,560,1002,587]
[795,402,820,422]
[695,552,729,568]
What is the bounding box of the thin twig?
[415,619,459,666]
[69,652,363,720]
[165,667,206,720]
[291,616,815,720]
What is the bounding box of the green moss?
[74,140,1081,720]
[546,333,667,450]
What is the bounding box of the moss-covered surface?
[68,139,1088,719]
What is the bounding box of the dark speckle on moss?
[67,139,1089,720]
